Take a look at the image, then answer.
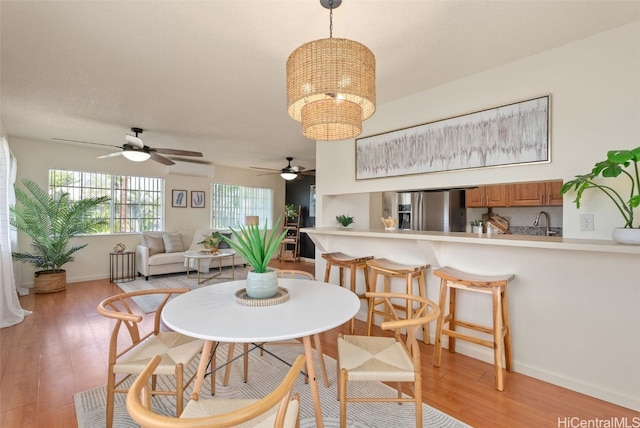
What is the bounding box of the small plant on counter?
[336,214,355,227]
[470,219,483,227]
[560,146,640,229]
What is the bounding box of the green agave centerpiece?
[222,216,287,298]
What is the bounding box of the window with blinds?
[49,169,163,233]
[211,183,273,229]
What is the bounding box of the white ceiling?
[2,1,639,172]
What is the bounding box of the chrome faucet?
[534,211,557,236]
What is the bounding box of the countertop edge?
[301,227,640,255]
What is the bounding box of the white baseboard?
[358,310,639,412]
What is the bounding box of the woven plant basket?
[34,270,66,294]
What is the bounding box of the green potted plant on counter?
[470,219,483,234]
[222,217,287,298]
[560,145,640,244]
[336,214,355,228]
[10,178,109,293]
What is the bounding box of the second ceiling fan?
[250,157,315,181]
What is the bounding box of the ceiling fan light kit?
[280,171,298,181]
[286,0,375,141]
[122,150,151,162]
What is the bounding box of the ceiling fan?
[53,127,204,165]
[250,157,315,181]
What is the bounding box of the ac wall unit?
[166,163,215,178]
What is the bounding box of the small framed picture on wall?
[191,191,205,208]
[172,190,187,207]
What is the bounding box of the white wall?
[9,137,285,286]
[316,22,640,240]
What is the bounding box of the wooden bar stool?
[322,252,373,333]
[365,258,431,344]
[432,266,515,391]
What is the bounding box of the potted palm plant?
[222,217,287,298]
[10,178,109,293]
[560,146,640,244]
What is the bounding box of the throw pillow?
[163,232,184,253]
[218,233,233,249]
[145,235,165,256]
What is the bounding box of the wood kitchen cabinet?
[507,180,563,206]
[465,185,507,207]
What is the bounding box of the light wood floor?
[1,260,637,427]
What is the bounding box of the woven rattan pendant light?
[287,0,375,141]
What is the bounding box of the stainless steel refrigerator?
[399,190,466,232]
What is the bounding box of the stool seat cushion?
[367,258,429,274]
[434,266,514,287]
[322,252,373,264]
[338,335,415,382]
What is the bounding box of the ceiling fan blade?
[257,172,279,176]
[250,166,280,172]
[53,138,119,149]
[166,156,213,165]
[149,152,175,165]
[97,151,124,159]
[152,148,203,157]
[301,169,316,176]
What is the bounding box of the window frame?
[48,169,164,234]
[210,183,274,229]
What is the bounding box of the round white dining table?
[161,278,360,428]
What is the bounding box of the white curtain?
[0,137,30,328]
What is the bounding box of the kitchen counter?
[302,226,640,412]
[301,227,640,254]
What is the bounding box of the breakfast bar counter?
[302,227,640,254]
[302,227,640,412]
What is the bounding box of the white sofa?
[136,229,246,280]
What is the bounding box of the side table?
[110,251,136,283]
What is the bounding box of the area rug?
[116,266,250,313]
[74,344,471,428]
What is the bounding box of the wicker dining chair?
[97,288,206,428]
[126,354,306,428]
[337,292,440,428]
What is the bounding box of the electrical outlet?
[580,214,595,231]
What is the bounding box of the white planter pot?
[611,227,640,245]
[246,269,279,298]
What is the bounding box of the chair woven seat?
[114,332,203,375]
[127,354,305,428]
[338,335,414,382]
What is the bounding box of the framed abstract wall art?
[355,95,550,180]
[172,189,187,207]
[191,191,205,208]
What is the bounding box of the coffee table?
[183,250,235,284]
